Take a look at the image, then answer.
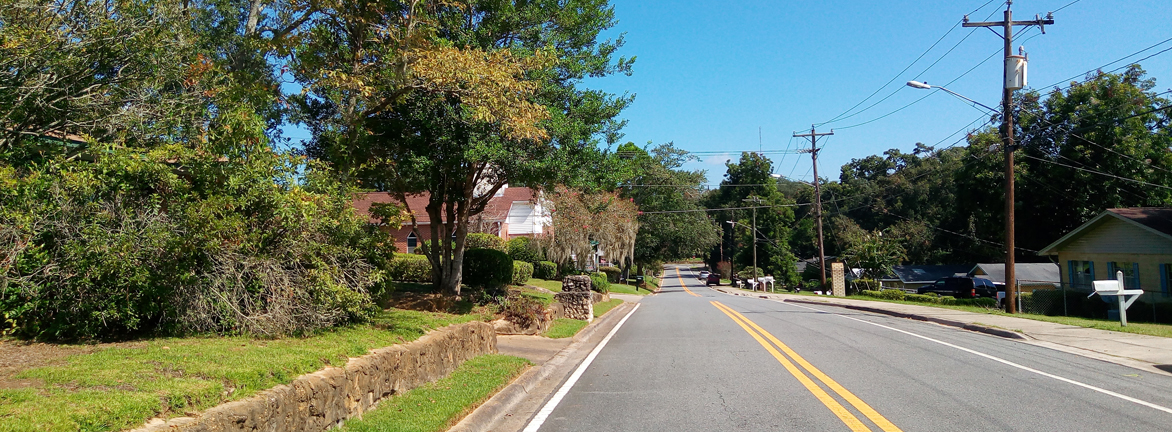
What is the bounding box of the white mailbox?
[1091,272,1145,326]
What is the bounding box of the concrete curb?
[449,301,638,432]
[783,298,1028,340]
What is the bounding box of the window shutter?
[1133,262,1141,289]
[1089,261,1095,281]
[1067,261,1074,289]
[1161,264,1169,297]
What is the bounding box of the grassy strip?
[607,284,651,296]
[545,319,588,339]
[516,287,554,307]
[336,354,529,432]
[825,295,1172,339]
[525,279,563,292]
[594,299,623,317]
[0,308,492,432]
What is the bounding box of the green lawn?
[833,295,1172,339]
[593,299,623,317]
[516,286,554,307]
[545,319,588,339]
[525,279,563,292]
[607,283,652,295]
[336,354,529,432]
[0,308,493,432]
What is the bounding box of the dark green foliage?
[534,261,559,280]
[598,266,622,283]
[507,237,544,263]
[512,261,534,285]
[876,289,906,301]
[466,233,506,251]
[736,266,763,281]
[461,249,513,295]
[1,148,382,340]
[852,279,880,292]
[387,255,434,283]
[589,272,610,294]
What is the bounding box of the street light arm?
[906,81,999,113]
[934,86,1000,114]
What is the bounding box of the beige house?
[1039,208,1172,299]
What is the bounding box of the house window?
[1107,262,1141,290]
[1068,260,1095,290]
[406,232,417,254]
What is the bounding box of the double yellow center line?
[674,268,700,297]
[710,301,902,432]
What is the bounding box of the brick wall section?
[131,322,496,432]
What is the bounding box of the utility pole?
[795,126,833,289]
[963,1,1053,313]
[743,196,764,288]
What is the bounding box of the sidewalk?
[711,286,1172,375]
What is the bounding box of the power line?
[1041,36,1172,90]
[816,0,1005,127]
[1020,155,1172,191]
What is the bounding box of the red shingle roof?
[352,187,537,225]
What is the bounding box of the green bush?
[859,290,882,298]
[387,254,434,282]
[1,147,381,339]
[852,279,880,291]
[512,261,534,285]
[598,266,622,283]
[465,233,505,251]
[876,289,906,301]
[415,239,454,255]
[736,266,763,280]
[954,297,998,308]
[461,248,513,295]
[534,261,558,280]
[589,272,610,294]
[500,294,545,328]
[937,296,957,305]
[506,237,544,263]
[904,293,939,303]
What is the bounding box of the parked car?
[706,273,721,286]
[918,276,998,298]
[698,271,711,280]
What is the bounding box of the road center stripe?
[674,268,700,297]
[522,303,642,432]
[710,301,872,432]
[716,302,903,432]
[784,301,1172,416]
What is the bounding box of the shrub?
[589,272,610,293]
[859,290,882,298]
[387,254,433,282]
[500,295,546,329]
[937,296,957,305]
[465,233,505,251]
[852,279,880,291]
[904,293,939,303]
[598,266,622,283]
[954,297,998,308]
[715,261,732,279]
[736,266,763,280]
[461,248,513,295]
[533,261,558,280]
[414,239,453,255]
[876,289,906,301]
[506,237,543,263]
[512,261,534,285]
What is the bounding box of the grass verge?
[336,354,529,432]
[607,284,652,296]
[827,295,1172,339]
[594,299,623,317]
[525,279,562,292]
[0,308,493,432]
[545,319,588,339]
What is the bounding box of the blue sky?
[585,0,1172,184]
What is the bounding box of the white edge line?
[521,303,642,432]
[784,301,1172,416]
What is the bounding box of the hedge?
[462,248,513,295]
[387,254,433,282]
[598,266,622,283]
[506,237,543,263]
[512,261,534,285]
[589,272,610,294]
[534,261,558,280]
[465,233,505,251]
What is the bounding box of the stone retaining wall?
[131,322,496,432]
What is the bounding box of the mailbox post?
[1091,271,1145,326]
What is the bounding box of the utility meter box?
[1005,55,1027,90]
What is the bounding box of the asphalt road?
[523,264,1172,431]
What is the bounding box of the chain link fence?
[1015,280,1172,324]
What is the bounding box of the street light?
[906,81,999,113]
